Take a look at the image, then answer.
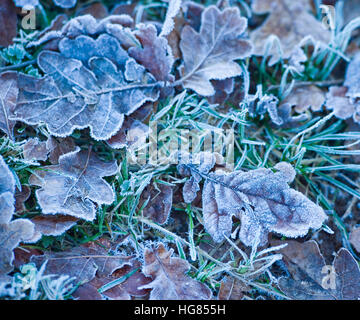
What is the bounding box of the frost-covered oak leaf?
[277,240,360,300]
[181,161,326,246]
[141,243,212,300]
[129,24,174,82]
[251,0,330,65]
[12,49,160,140]
[0,72,18,140]
[28,148,118,221]
[179,5,252,96]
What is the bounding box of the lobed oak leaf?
[0,72,18,140]
[180,160,326,246]
[28,147,118,221]
[140,243,212,300]
[129,24,174,82]
[277,240,360,300]
[12,50,160,140]
[251,0,330,65]
[179,5,252,96]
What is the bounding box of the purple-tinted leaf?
[0,0,17,47]
[28,215,78,242]
[129,24,174,82]
[139,183,173,225]
[278,240,360,300]
[251,0,330,65]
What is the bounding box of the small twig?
[0,59,37,72]
[268,79,344,92]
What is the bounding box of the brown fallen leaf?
[28,215,78,243]
[0,0,17,47]
[141,243,212,300]
[251,0,331,65]
[139,183,173,225]
[14,185,31,214]
[277,240,360,300]
[218,277,250,300]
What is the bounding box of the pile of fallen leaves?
[1,0,360,300]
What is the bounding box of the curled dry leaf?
[28,147,118,221]
[0,72,18,139]
[180,159,327,246]
[277,240,360,300]
[251,0,330,65]
[12,48,160,140]
[139,183,173,225]
[179,5,252,96]
[141,243,212,300]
